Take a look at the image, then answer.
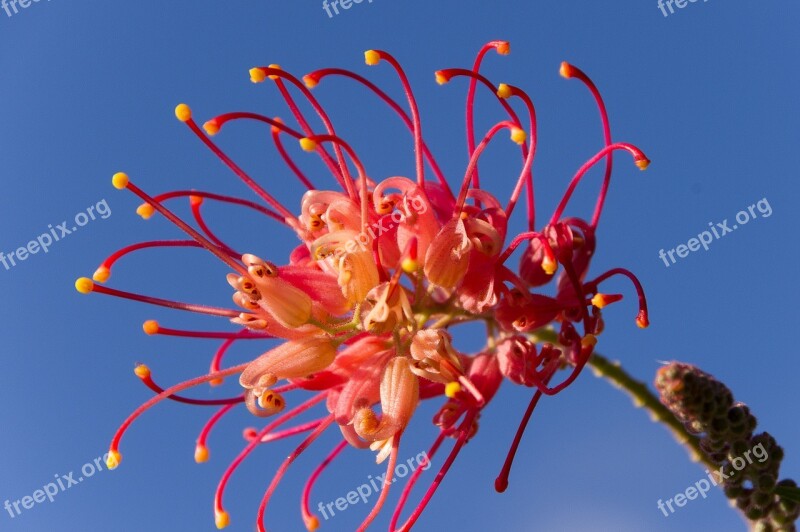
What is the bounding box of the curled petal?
[240,337,337,391]
[423,218,472,289]
[353,357,419,441]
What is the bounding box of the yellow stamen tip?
[560,61,575,79]
[401,258,419,274]
[635,158,650,170]
[175,103,192,122]
[249,67,266,84]
[112,172,129,190]
[194,444,210,463]
[136,203,155,219]
[496,83,512,99]
[75,277,94,294]
[581,334,598,348]
[302,75,318,89]
[510,127,527,145]
[305,515,320,531]
[106,450,121,470]
[434,71,449,85]
[541,258,557,275]
[267,64,282,80]
[203,120,220,136]
[364,50,380,66]
[215,509,230,529]
[92,267,110,283]
[299,138,318,152]
[591,294,608,309]
[134,364,151,379]
[636,316,650,329]
[496,41,511,55]
[445,381,462,398]
[142,320,159,335]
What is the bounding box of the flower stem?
[587,352,717,472]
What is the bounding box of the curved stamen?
[112,173,247,275]
[175,105,298,222]
[356,434,400,532]
[495,387,545,493]
[271,120,315,190]
[190,195,238,257]
[497,84,537,228]
[466,41,511,189]
[195,403,238,463]
[586,267,650,328]
[549,142,650,225]
[560,62,613,229]
[139,189,285,225]
[454,121,523,215]
[302,440,348,531]
[133,364,245,406]
[304,68,452,199]
[365,50,425,190]
[256,416,335,532]
[251,67,356,199]
[106,363,248,470]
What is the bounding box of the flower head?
[78,41,651,530]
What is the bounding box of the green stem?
[587,352,717,473]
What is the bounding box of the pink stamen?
[255,416,334,532]
[356,434,401,532]
[302,440,348,530]
[495,388,545,493]
[149,189,285,224]
[135,369,244,406]
[196,403,238,458]
[586,267,649,328]
[89,282,240,318]
[368,51,425,190]
[306,68,452,198]
[190,196,238,257]
[272,123,315,190]
[549,142,649,225]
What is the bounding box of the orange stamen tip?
[203,120,220,136]
[496,41,511,55]
[190,194,204,207]
[142,320,160,335]
[209,378,224,387]
[75,277,94,294]
[635,158,650,170]
[304,515,320,531]
[541,258,557,275]
[175,103,192,122]
[444,381,462,399]
[215,509,230,529]
[299,138,318,152]
[510,127,527,145]
[559,61,575,79]
[434,71,449,85]
[496,83,512,99]
[134,364,151,379]
[267,64,282,80]
[136,203,155,219]
[591,293,613,309]
[112,172,129,190]
[302,74,318,88]
[581,334,598,348]
[106,450,121,470]
[636,312,650,329]
[92,267,111,283]
[364,50,381,66]
[249,67,266,84]
[401,257,419,274]
[270,117,284,134]
[194,443,209,463]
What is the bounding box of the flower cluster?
[76,41,650,531]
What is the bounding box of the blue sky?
[1,1,798,531]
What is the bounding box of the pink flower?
[76,41,650,531]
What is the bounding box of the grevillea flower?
[76,41,652,531]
